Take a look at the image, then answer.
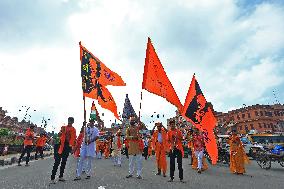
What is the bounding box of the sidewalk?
[0,150,53,166]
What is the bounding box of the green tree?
[0,128,10,137]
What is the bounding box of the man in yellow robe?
[228,130,250,174]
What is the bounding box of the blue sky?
[0,0,283,131]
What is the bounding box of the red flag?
[181,74,218,164]
[142,38,183,112]
[97,85,119,120]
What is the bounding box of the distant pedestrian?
[2,144,9,156]
[112,129,123,166]
[50,117,76,184]
[124,138,129,159]
[18,125,35,166]
[35,133,47,160]
[143,137,149,160]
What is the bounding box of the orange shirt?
[24,128,34,146]
[152,128,169,152]
[36,136,47,147]
[167,129,184,156]
[58,125,76,154]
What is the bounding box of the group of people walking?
[17,115,250,185]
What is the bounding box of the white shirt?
[80,126,99,157]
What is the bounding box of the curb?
[0,152,53,167]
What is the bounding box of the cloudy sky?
[0,0,284,132]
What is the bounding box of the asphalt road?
[0,155,283,189]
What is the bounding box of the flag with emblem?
[80,42,126,90]
[97,85,120,120]
[80,41,124,119]
[142,38,183,113]
[181,74,218,164]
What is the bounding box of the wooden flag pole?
[138,91,143,123]
[83,95,87,143]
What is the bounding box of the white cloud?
[1,0,284,132]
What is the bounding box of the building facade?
[215,104,284,134]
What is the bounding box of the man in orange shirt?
[50,117,76,184]
[18,125,35,166]
[167,120,184,183]
[152,122,169,177]
[35,133,47,160]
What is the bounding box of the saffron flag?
[97,85,120,120]
[181,74,218,164]
[80,42,126,92]
[142,38,183,112]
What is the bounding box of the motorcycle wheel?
[279,159,284,167]
[256,153,271,170]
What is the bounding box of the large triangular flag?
[97,85,120,120]
[181,74,218,164]
[80,42,126,99]
[122,94,137,119]
[142,38,183,112]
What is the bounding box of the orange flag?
[80,42,126,88]
[181,74,218,164]
[142,38,183,112]
[97,85,119,120]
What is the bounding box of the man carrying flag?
[125,117,144,179]
[167,120,184,183]
[74,118,99,181]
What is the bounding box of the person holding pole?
[74,118,99,181]
[125,116,144,179]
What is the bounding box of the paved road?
[0,155,283,189]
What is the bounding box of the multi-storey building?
[215,104,284,134]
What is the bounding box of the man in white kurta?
[74,120,99,180]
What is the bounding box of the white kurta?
[80,126,99,158]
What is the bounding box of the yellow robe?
[228,135,250,174]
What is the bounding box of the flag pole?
[138,90,143,123]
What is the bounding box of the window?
[258,123,262,128]
[242,114,245,119]
[239,125,242,130]
[260,111,263,116]
[250,124,254,129]
[274,111,278,116]
[255,111,259,116]
[237,115,240,120]
[264,123,267,128]
[245,125,248,131]
[248,113,251,119]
